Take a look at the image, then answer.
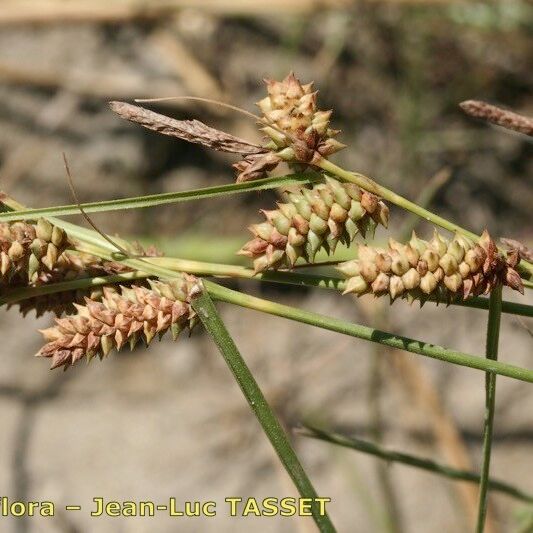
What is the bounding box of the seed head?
[338,229,524,303]
[238,177,389,272]
[11,251,133,318]
[259,73,345,160]
[0,219,70,286]
[36,275,199,370]
[234,73,345,182]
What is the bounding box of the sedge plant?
[0,73,532,532]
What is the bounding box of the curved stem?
[300,425,533,504]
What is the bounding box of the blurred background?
[0,1,531,532]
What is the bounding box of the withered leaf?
[233,152,281,183]
[109,101,265,155]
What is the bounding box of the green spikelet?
[36,275,199,370]
[337,229,524,303]
[238,177,389,272]
[0,219,69,285]
[234,73,345,182]
[258,72,345,159]
[4,227,161,317]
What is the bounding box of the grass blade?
[476,285,503,532]
[0,173,318,221]
[191,288,336,533]
[299,425,533,504]
[0,271,149,307]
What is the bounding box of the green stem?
[204,280,533,384]
[316,157,533,279]
[1,194,531,318]
[151,259,533,318]
[476,284,503,533]
[0,173,319,221]
[451,297,532,318]
[154,257,344,290]
[318,158,478,239]
[299,426,533,504]
[191,289,336,533]
[2,259,531,319]
[3,194,532,385]
[0,271,150,306]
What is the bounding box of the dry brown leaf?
[460,100,533,136]
[109,101,265,155]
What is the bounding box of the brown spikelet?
[1,219,163,318]
[460,100,533,136]
[232,152,282,183]
[338,229,524,303]
[110,76,344,184]
[36,276,199,370]
[238,177,389,272]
